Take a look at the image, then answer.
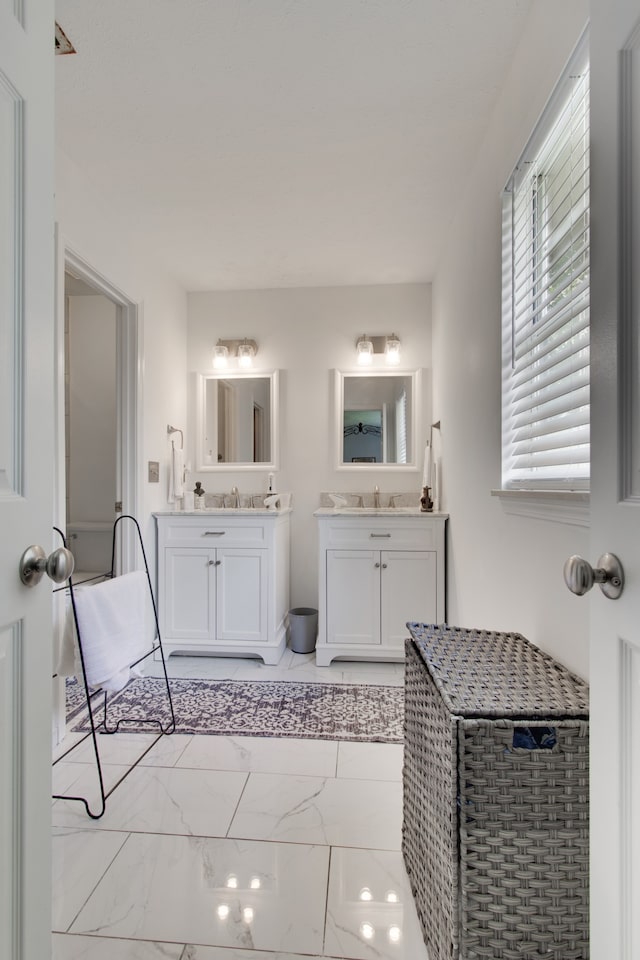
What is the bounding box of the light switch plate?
[148,460,160,483]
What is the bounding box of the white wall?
[431,0,590,677]
[188,284,432,609]
[55,150,188,553]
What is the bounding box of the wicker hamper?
[402,624,589,960]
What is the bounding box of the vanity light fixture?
[355,334,402,365]
[212,338,258,368]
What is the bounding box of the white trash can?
[288,607,318,654]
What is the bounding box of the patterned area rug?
[65,677,94,722]
[71,677,404,743]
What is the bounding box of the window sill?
[491,489,590,527]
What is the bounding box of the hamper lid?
[406,623,589,719]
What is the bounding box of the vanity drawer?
[158,518,268,549]
[324,520,441,551]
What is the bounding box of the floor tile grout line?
[225,769,253,839]
[58,830,132,935]
[322,844,335,958]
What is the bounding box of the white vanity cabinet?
[155,511,290,664]
[315,510,446,666]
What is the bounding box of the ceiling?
[55,0,532,292]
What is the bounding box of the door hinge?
[115,501,123,513]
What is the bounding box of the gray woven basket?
[402,624,589,960]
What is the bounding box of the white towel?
[57,599,81,679]
[168,443,184,503]
[59,571,154,691]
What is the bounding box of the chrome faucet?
[374,485,380,508]
[230,485,240,508]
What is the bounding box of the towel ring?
[167,424,183,449]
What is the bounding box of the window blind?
[502,37,589,489]
[396,388,407,463]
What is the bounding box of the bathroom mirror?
[334,369,420,470]
[196,371,279,470]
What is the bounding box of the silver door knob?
[19,545,75,587]
[563,552,624,600]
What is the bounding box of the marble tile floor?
[53,651,429,960]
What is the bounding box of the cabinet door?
[216,548,267,643]
[326,550,380,645]
[381,550,438,650]
[164,549,215,641]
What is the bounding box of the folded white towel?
[59,571,154,691]
[57,599,81,679]
[168,444,184,503]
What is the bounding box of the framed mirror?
[335,369,420,470]
[196,370,279,470]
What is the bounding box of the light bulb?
[357,337,374,365]
[237,340,254,367]
[213,342,229,368]
[385,334,401,365]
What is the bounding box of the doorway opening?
[55,247,140,574]
[52,245,141,744]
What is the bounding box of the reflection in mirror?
[337,370,419,468]
[197,371,278,470]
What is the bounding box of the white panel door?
[589,3,640,956]
[164,549,215,641]
[216,548,267,643]
[380,550,437,650]
[0,3,54,959]
[326,549,380,645]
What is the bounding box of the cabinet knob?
[374,561,380,568]
[215,559,222,566]
[382,563,388,569]
[208,559,215,565]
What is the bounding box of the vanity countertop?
[314,507,448,518]
[154,508,292,518]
